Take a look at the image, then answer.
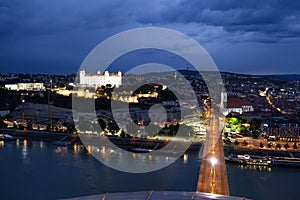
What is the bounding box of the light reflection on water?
[16,138,20,147]
[40,141,44,149]
[81,143,179,167]
[183,153,188,164]
[0,140,299,200]
[22,139,28,160]
[0,140,4,147]
[236,164,272,172]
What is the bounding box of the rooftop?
[227,97,252,108]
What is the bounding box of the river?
[0,139,298,200]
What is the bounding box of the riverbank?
[0,128,202,152]
[224,145,300,158]
[2,128,300,167]
[224,145,300,167]
[0,128,71,140]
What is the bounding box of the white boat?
[237,154,250,160]
[0,134,15,141]
[225,154,273,166]
[128,147,153,153]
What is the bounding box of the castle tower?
[79,68,86,85]
[118,70,122,77]
[117,70,122,87]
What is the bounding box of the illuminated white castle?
[79,68,122,88]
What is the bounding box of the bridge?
[196,111,230,195]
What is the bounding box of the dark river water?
[0,139,298,200]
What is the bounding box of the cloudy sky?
[0,0,299,74]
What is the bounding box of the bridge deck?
[197,114,229,196]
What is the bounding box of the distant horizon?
[1,68,299,76]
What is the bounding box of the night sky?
[0,0,299,75]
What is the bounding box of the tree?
[224,132,229,139]
[230,126,236,132]
[276,143,281,149]
[267,143,272,148]
[224,138,231,145]
[242,140,248,146]
[228,117,240,125]
[120,130,126,138]
[249,118,262,131]
[107,121,120,135]
[237,125,247,133]
[234,139,239,146]
[67,125,77,134]
[284,143,290,150]
[200,113,206,120]
[293,143,298,150]
[259,142,264,148]
[251,130,260,139]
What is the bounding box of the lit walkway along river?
[0,139,299,200]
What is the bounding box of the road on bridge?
[196,112,229,196]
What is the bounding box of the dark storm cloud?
[0,0,159,37]
[1,0,299,42]
[0,0,299,74]
[156,0,300,42]
[0,0,103,37]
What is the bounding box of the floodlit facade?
[5,83,45,91]
[223,96,254,115]
[79,68,122,88]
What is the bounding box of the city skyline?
[1,2,300,199]
[0,0,299,75]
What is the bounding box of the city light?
[210,157,218,166]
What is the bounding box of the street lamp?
[210,157,218,166]
[21,95,25,125]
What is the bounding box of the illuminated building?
[79,68,122,88]
[5,83,45,91]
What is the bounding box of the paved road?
[196,112,229,196]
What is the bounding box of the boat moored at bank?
[0,134,15,141]
[225,154,274,166]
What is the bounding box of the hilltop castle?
[79,68,122,88]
